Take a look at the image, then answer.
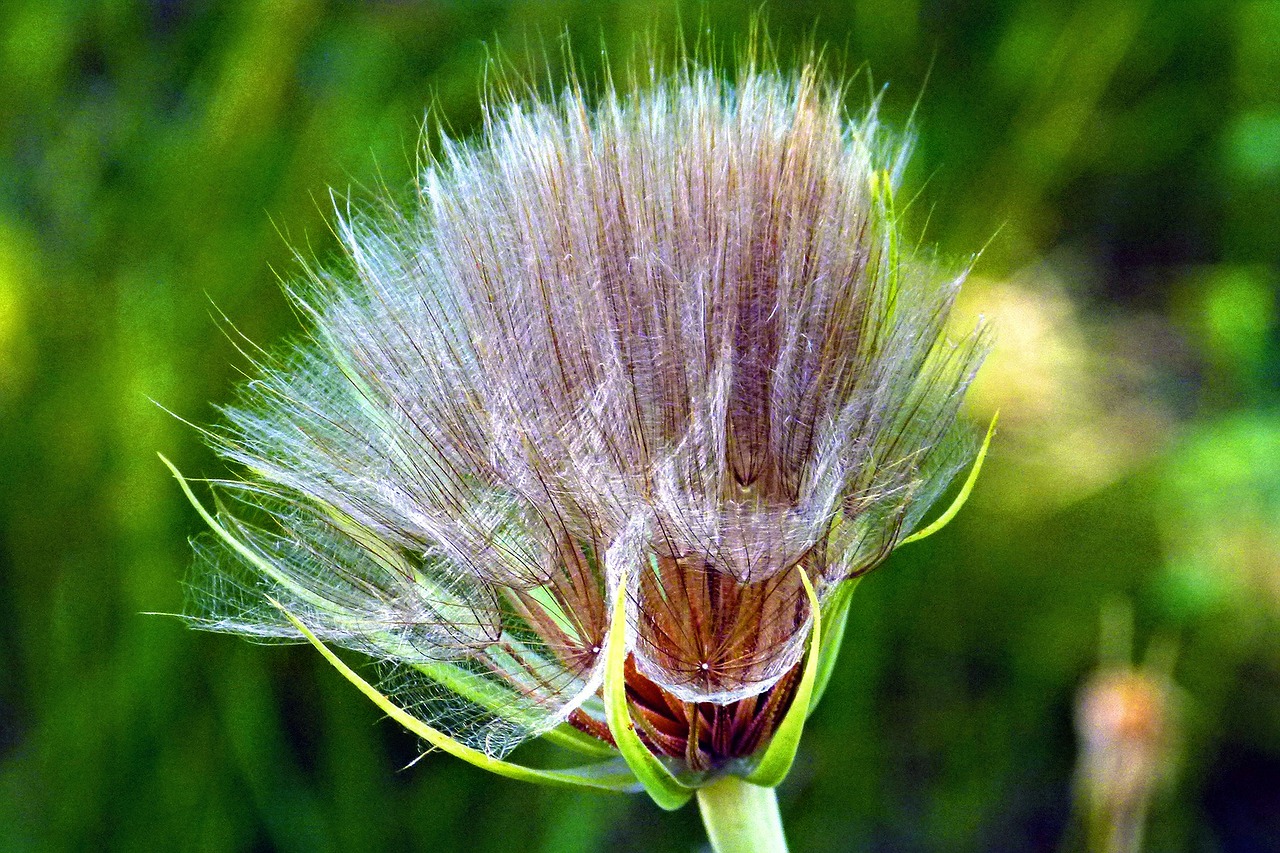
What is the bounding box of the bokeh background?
[1,1,1277,850]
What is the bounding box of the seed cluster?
[183,61,987,764]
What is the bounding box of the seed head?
[176,59,988,779]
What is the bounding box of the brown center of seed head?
[560,551,812,773]
[567,651,804,773]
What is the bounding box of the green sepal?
[602,582,695,811]
[898,411,998,547]
[275,602,642,794]
[809,576,861,713]
[745,567,822,788]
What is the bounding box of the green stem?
[696,776,788,853]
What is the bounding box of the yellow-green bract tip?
[899,410,998,547]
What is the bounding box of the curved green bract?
[809,576,860,714]
[166,450,619,758]
[802,413,995,715]
[745,567,822,788]
[165,453,633,790]
[898,411,999,547]
[161,453,334,613]
[277,603,642,793]
[602,582,695,811]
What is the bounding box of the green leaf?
[898,411,998,547]
[745,567,822,788]
[809,576,860,713]
[275,601,642,793]
[602,582,695,811]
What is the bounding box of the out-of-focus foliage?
[0,1,1275,851]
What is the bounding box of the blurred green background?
[1,1,1277,850]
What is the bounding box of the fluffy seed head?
[184,59,988,766]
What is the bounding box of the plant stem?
[696,776,788,853]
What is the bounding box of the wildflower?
[168,57,990,849]
[1076,668,1175,848]
[1073,607,1179,853]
